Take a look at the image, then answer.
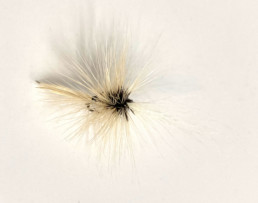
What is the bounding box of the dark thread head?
[86,87,134,121]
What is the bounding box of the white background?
[1,0,258,202]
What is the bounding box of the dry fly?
[36,20,167,164]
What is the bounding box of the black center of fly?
[86,87,134,121]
